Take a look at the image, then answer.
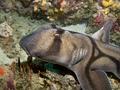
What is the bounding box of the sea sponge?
[102,0,114,7]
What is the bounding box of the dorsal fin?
[92,19,114,43]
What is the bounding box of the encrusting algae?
[0,67,5,76]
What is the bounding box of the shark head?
[20,19,114,67]
[20,24,78,66]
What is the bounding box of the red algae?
[0,67,5,76]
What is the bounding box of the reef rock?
[0,47,12,65]
[0,22,13,38]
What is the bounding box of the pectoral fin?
[92,19,113,43]
[90,70,112,90]
[91,57,120,79]
[72,66,112,90]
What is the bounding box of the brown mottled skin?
[20,20,120,90]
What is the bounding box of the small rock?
[0,47,12,65]
[50,83,57,90]
[63,75,75,81]
[19,0,32,8]
[0,21,13,38]
[62,23,86,34]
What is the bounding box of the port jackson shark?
[20,19,120,90]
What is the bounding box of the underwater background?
[0,0,120,90]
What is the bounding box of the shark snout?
[19,34,37,56]
[19,36,31,55]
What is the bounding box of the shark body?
[20,19,120,90]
